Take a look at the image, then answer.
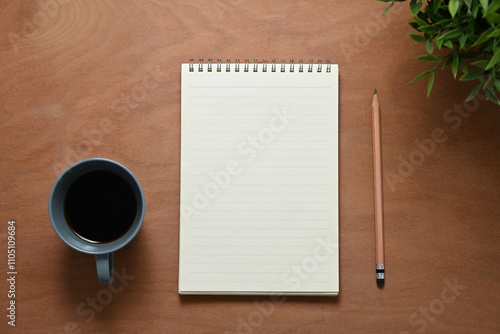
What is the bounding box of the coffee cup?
[49,158,145,284]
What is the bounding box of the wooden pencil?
[372,89,385,285]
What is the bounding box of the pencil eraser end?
[377,278,384,285]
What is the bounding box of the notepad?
[179,60,339,296]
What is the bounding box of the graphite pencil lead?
[374,88,377,95]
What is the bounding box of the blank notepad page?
[179,61,339,295]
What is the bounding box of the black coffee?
[64,171,137,243]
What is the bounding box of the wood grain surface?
[1,1,499,333]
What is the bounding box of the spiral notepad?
[179,59,339,295]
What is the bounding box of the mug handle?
[95,253,114,284]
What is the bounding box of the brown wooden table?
[1,1,499,333]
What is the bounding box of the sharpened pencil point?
[374,88,377,95]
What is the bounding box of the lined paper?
[179,63,339,295]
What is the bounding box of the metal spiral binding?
[189,59,332,72]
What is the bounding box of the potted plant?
[380,0,500,104]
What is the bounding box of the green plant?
[380,0,500,104]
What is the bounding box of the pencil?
[372,89,385,286]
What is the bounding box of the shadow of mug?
[49,158,145,284]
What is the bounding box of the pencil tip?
[374,88,377,95]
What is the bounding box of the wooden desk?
[1,1,499,333]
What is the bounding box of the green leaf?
[415,54,440,61]
[409,33,427,43]
[411,70,432,82]
[485,12,500,25]
[433,18,453,26]
[410,0,423,17]
[480,0,489,10]
[382,0,395,16]
[436,37,444,49]
[485,87,500,104]
[427,71,435,96]
[466,83,482,101]
[443,55,454,68]
[488,0,500,12]
[494,78,500,91]
[483,74,493,89]
[489,29,500,38]
[426,39,434,54]
[464,0,473,8]
[437,28,463,41]
[471,60,490,68]
[472,27,495,46]
[425,2,441,19]
[485,48,500,70]
[408,21,420,30]
[449,0,460,17]
[459,58,468,72]
[472,0,480,17]
[452,54,459,79]
[444,40,454,48]
[418,25,440,34]
[459,34,467,49]
[433,0,442,13]
[414,16,429,27]
[460,70,484,81]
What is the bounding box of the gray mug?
[49,158,145,284]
